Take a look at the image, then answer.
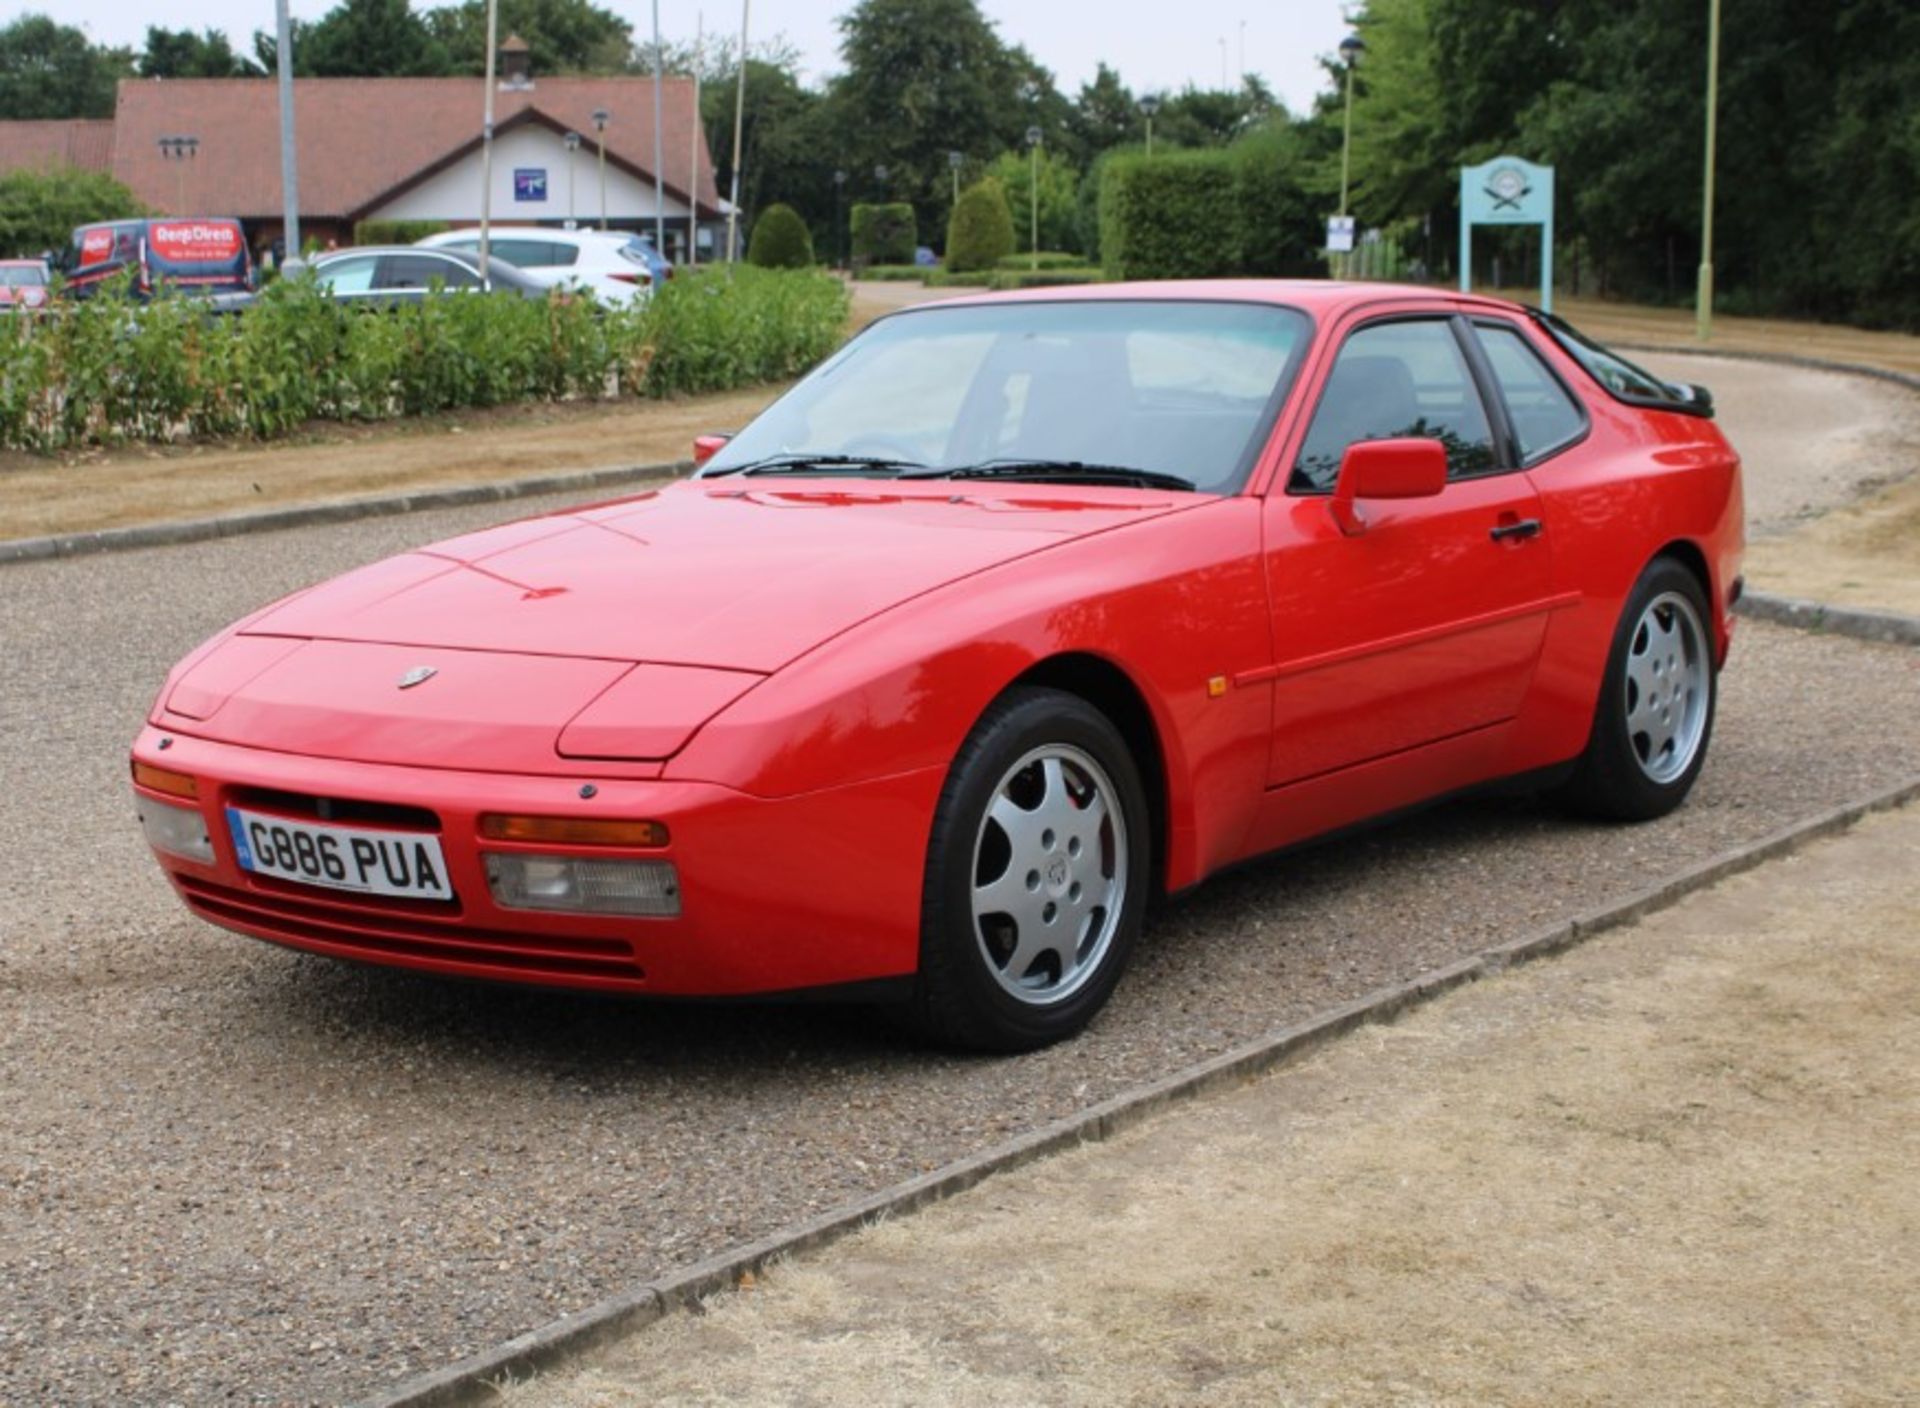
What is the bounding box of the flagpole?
[651,0,666,258]
[478,0,497,287]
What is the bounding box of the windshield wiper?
[902,457,1197,492]
[703,452,923,479]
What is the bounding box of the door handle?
[1489,518,1543,543]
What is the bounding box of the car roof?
[921,279,1531,320]
[421,227,640,248]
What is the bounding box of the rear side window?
[1291,319,1497,491]
[1473,322,1587,463]
[1532,311,1706,415]
[377,254,478,290]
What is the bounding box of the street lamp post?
[650,0,666,259]
[478,0,497,280]
[592,107,610,231]
[833,168,847,269]
[948,149,963,205]
[1337,32,1366,280]
[1696,0,1721,341]
[273,0,300,269]
[563,130,582,228]
[1139,93,1161,157]
[1025,125,1042,273]
[873,164,888,198]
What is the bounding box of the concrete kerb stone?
[357,769,1920,1408]
[1736,590,1920,647]
[0,460,688,567]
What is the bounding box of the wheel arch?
[1011,652,1172,897]
[1648,537,1726,663]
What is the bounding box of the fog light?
[138,796,214,865]
[484,853,681,917]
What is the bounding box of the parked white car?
[414,227,663,304]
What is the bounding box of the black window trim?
[1465,315,1592,469]
[1284,311,1518,496]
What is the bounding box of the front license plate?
[226,807,453,902]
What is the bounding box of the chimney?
[500,34,533,90]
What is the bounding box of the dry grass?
[502,806,1920,1408]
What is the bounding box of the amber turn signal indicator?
[480,814,669,847]
[132,760,199,800]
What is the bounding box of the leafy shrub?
[987,149,1082,255]
[860,264,931,282]
[0,164,144,259]
[747,203,815,269]
[922,269,996,288]
[946,179,1016,273]
[0,266,848,451]
[989,268,1105,290]
[352,219,450,247]
[850,203,916,266]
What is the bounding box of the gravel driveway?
[2,359,1916,1405]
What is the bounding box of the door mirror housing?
[692,433,732,468]
[1329,437,1447,536]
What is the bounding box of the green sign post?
[1459,155,1555,312]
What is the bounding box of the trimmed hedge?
[860,264,932,281]
[995,251,1089,271]
[747,203,814,268]
[1098,134,1321,282]
[353,219,450,246]
[0,266,849,452]
[946,179,1016,273]
[850,202,916,266]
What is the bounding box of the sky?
[33,0,1353,118]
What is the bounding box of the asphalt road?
[3,357,1917,1404]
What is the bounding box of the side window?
[377,254,478,290]
[1474,322,1586,462]
[488,240,547,269]
[544,242,581,267]
[315,256,379,294]
[1291,319,1497,492]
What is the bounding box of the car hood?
[162,480,1192,767]
[240,479,1192,672]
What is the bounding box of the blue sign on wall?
[1459,155,1555,311]
[513,168,548,203]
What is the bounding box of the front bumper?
[132,726,943,997]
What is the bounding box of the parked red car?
[132,281,1742,1050]
[0,258,51,311]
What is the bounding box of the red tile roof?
[0,120,115,175]
[109,76,719,220]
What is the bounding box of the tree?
[1071,64,1140,157]
[945,178,1015,271]
[701,56,836,253]
[295,0,453,78]
[987,147,1081,254]
[428,0,632,75]
[0,14,133,120]
[830,0,1056,231]
[140,27,260,78]
[0,165,144,259]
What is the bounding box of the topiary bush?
[747,202,815,268]
[850,202,916,267]
[946,179,1016,273]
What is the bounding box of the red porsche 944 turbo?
[132,282,1742,1050]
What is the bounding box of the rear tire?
[1558,556,1717,821]
[901,687,1150,1053]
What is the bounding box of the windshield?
[0,265,46,286]
[702,300,1311,493]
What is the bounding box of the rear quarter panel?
[1507,337,1744,771]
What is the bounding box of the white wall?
[370,124,693,225]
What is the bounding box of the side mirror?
[692,432,732,468]
[1329,437,1447,537]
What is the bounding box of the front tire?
[1559,556,1717,821]
[904,687,1150,1053]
